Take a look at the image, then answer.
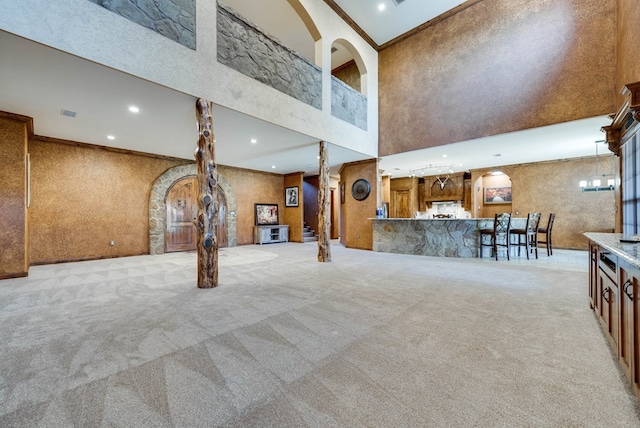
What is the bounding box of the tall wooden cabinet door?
[165,177,198,252]
[589,244,598,310]
[599,269,619,352]
[619,268,635,381]
[394,190,411,218]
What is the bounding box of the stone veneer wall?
[86,0,196,49]
[331,75,367,130]
[149,164,237,254]
[372,218,527,258]
[217,3,322,109]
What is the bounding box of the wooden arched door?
[165,177,227,252]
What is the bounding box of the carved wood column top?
[602,81,640,155]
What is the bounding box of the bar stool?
[479,213,511,260]
[510,212,541,259]
[537,213,555,256]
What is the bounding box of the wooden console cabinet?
[254,225,289,244]
[587,236,640,401]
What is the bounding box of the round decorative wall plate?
[351,178,371,201]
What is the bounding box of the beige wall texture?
[471,156,616,250]
[28,138,187,264]
[332,60,361,93]
[25,138,291,263]
[339,159,379,250]
[616,0,640,105]
[283,172,304,243]
[0,115,29,278]
[378,0,617,156]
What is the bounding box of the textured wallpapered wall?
[0,117,28,277]
[379,0,617,156]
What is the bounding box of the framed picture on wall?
[484,186,512,204]
[255,203,279,225]
[340,182,345,204]
[285,186,299,207]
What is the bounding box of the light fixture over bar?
[579,140,615,192]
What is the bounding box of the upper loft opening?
[220,0,319,65]
[331,39,367,95]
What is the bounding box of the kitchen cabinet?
[423,172,464,202]
[597,250,619,351]
[619,262,639,390]
[587,235,640,401]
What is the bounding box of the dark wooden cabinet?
[423,172,464,202]
[597,251,619,350]
[589,243,598,310]
[588,240,640,401]
[619,267,637,382]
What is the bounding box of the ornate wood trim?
[322,0,378,49]
[602,81,640,155]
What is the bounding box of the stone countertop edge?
[584,232,640,270]
[369,218,495,221]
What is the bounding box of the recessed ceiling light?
[250,139,257,144]
[107,135,115,140]
[128,106,140,113]
[316,156,320,159]
[378,3,386,11]
[271,165,276,169]
[442,154,448,158]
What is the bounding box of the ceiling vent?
[392,0,406,5]
[60,109,77,118]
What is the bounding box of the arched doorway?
[149,164,237,254]
[165,176,228,252]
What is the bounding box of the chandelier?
[579,140,615,192]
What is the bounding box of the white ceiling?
[0,30,369,176]
[332,0,469,46]
[0,2,612,180]
[379,117,612,178]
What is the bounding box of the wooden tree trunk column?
[194,99,218,288]
[318,140,331,262]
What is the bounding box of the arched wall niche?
[149,164,237,254]
[472,169,513,219]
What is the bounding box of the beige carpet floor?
[1,243,639,427]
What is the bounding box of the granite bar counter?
[584,232,640,269]
[372,217,526,258]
